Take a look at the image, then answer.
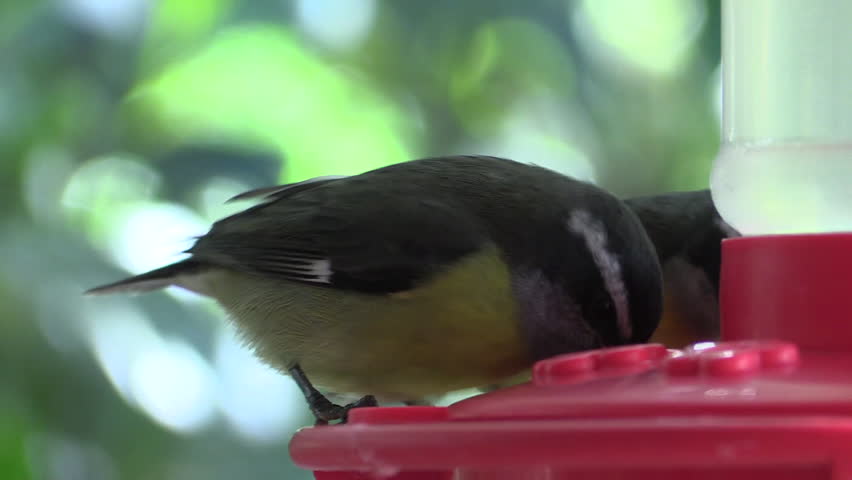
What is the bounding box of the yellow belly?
[206,246,531,400]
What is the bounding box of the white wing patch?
[305,259,333,284]
[266,256,333,284]
[567,209,632,340]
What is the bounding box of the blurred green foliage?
[1,1,721,479]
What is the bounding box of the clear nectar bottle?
[711,0,852,235]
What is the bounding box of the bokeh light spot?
[61,153,162,240]
[129,337,218,433]
[132,25,411,182]
[85,301,162,397]
[574,0,706,75]
[215,326,305,443]
[105,202,206,275]
[196,177,251,222]
[296,0,376,51]
[59,0,149,37]
[451,18,577,136]
[463,91,597,182]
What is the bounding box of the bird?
[86,155,664,423]
[624,189,739,348]
[475,188,739,396]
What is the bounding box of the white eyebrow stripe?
[567,209,632,340]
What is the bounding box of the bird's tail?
[85,259,204,295]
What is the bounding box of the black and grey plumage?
[87,155,664,422]
[624,189,739,346]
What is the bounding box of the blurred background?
[1,1,722,478]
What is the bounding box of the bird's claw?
[312,394,378,426]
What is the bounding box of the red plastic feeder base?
[290,234,852,479]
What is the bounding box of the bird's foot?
[288,363,378,425]
[311,394,378,425]
[339,394,379,423]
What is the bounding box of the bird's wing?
[188,179,488,294]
